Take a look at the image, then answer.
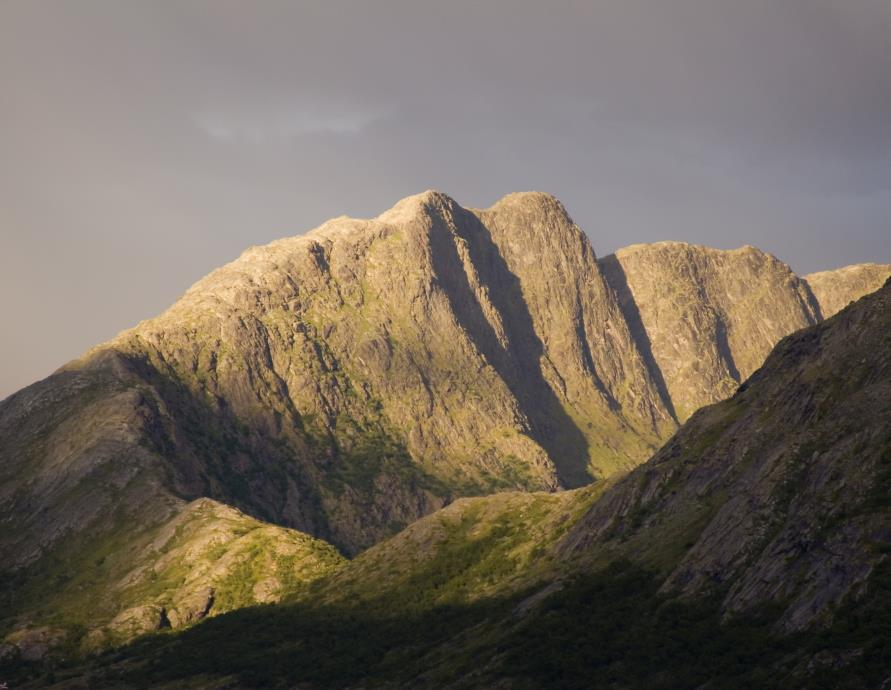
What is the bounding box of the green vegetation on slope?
[0,498,344,658]
[6,556,889,689]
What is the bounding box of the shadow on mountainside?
[599,254,678,423]
[427,206,593,488]
[713,315,741,383]
[9,558,890,689]
[120,350,449,556]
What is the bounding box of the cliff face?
[600,242,820,421]
[123,190,674,491]
[805,263,891,319]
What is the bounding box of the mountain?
[18,276,890,690]
[600,247,891,422]
[804,263,891,319]
[0,191,668,571]
[1,190,888,663]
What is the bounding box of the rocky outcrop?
[1,627,66,663]
[3,497,344,651]
[103,605,168,640]
[804,262,891,319]
[600,242,820,420]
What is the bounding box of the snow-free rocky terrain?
[1,191,888,685]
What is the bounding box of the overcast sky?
[2,0,890,399]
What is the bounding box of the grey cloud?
[194,101,393,141]
[1,0,890,398]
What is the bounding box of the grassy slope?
[13,548,889,689]
[1,498,344,659]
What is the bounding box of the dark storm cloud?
[1,0,889,398]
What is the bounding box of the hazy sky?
[2,0,890,399]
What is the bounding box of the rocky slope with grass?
[1,191,888,666]
[561,277,891,632]
[0,496,343,660]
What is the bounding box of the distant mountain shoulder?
[600,241,821,421]
[805,262,891,319]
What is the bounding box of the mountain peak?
[378,190,572,226]
[482,190,572,222]
[616,240,769,257]
[376,189,459,223]
[489,189,561,206]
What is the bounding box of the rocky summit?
[0,191,888,671]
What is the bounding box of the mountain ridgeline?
[0,191,889,669]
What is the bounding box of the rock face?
[562,278,891,631]
[804,263,891,319]
[115,190,673,493]
[600,242,820,421]
[0,190,887,655]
